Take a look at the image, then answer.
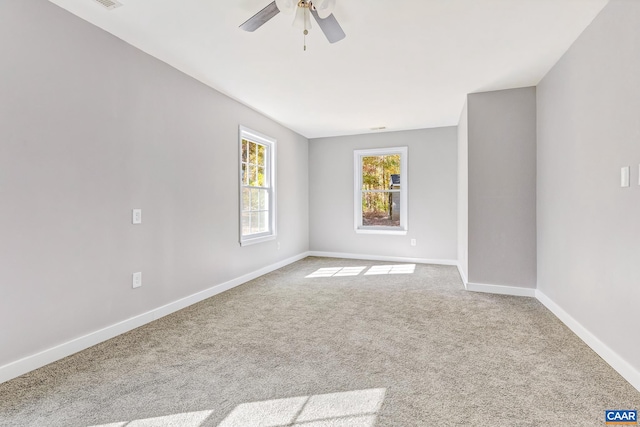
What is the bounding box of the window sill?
[240,234,276,246]
[355,227,408,236]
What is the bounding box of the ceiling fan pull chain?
[304,29,308,51]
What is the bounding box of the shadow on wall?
[89,388,387,427]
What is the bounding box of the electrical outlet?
[132,272,142,288]
[410,239,417,247]
[132,209,142,224]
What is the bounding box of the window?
[354,147,408,235]
[239,126,276,246]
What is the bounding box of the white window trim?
[239,125,277,246]
[354,146,408,235]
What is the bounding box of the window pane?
[248,165,257,186]
[362,154,400,191]
[242,188,250,211]
[250,212,260,234]
[242,139,248,163]
[241,164,247,186]
[257,166,265,187]
[241,212,251,235]
[251,189,260,210]
[257,144,265,167]
[362,191,400,227]
[259,189,268,210]
[249,142,257,164]
[259,211,269,233]
[255,164,261,185]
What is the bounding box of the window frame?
[238,125,277,246]
[353,146,408,235]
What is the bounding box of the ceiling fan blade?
[240,1,280,32]
[310,8,345,43]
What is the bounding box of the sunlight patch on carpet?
[306,264,416,278]
[87,389,385,427]
[89,409,213,426]
[364,264,416,275]
[218,388,386,427]
[306,267,367,278]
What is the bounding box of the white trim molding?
[466,281,536,297]
[456,263,469,290]
[238,125,277,247]
[308,251,458,266]
[0,252,310,385]
[454,264,533,297]
[536,290,640,393]
[353,146,408,235]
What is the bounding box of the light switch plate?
[621,167,630,187]
[132,272,142,288]
[132,209,142,224]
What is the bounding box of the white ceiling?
[48,0,609,138]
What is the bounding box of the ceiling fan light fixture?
[293,2,312,31]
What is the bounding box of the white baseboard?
[0,252,310,385]
[308,251,458,266]
[466,281,536,297]
[536,290,640,393]
[5,251,638,397]
[456,263,468,290]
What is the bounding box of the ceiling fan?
[240,0,346,49]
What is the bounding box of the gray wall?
[457,102,469,281]
[309,128,458,261]
[467,87,537,288]
[537,0,640,373]
[0,0,309,367]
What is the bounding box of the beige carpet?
[1,257,638,426]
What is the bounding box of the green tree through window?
[361,154,401,226]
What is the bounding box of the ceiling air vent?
[93,0,122,10]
